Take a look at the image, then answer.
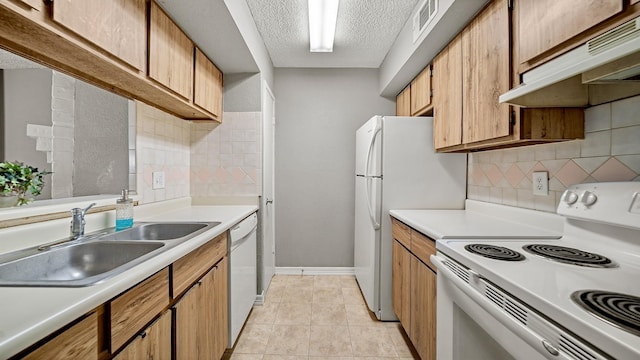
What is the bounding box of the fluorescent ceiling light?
[308,0,339,52]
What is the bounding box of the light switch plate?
[532,171,548,196]
[152,171,165,189]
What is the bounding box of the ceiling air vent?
[413,0,438,43]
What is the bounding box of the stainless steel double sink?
[0,222,220,287]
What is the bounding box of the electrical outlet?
[532,171,548,196]
[152,171,165,189]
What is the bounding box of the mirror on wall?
[0,48,134,205]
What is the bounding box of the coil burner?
[464,244,525,261]
[523,244,616,268]
[572,290,640,337]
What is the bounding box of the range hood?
[500,16,640,107]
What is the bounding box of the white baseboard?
[275,267,355,276]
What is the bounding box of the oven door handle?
[430,254,573,360]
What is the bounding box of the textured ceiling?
[245,0,420,68]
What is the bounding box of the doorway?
[261,81,276,296]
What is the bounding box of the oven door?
[431,252,604,360]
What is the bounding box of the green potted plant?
[0,161,51,207]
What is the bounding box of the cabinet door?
[149,1,194,99]
[462,0,511,144]
[433,35,463,149]
[174,257,228,360]
[518,0,623,64]
[114,310,171,360]
[194,48,223,119]
[392,240,411,331]
[410,65,432,116]
[24,313,97,360]
[410,256,437,360]
[395,86,411,116]
[110,268,170,352]
[52,0,147,71]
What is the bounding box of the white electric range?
[432,182,640,360]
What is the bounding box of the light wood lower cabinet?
[392,218,437,360]
[22,312,98,360]
[174,256,228,360]
[114,310,172,360]
[392,240,411,328]
[410,256,437,360]
[110,268,170,352]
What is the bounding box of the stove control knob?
[562,190,579,205]
[580,191,598,206]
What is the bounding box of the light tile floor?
[225,275,419,360]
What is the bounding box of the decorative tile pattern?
[135,102,190,203]
[191,112,262,196]
[230,275,418,360]
[467,95,640,213]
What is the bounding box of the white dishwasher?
[228,212,258,347]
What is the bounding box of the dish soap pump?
[116,189,133,231]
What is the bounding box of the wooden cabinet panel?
[410,65,432,115]
[172,232,227,297]
[173,282,200,359]
[52,0,147,72]
[433,34,463,149]
[174,257,228,360]
[411,230,437,273]
[17,0,40,9]
[114,310,171,360]
[518,0,623,64]
[392,240,411,330]
[24,313,97,360]
[462,0,511,144]
[392,218,411,248]
[110,268,170,352]
[149,1,194,99]
[410,256,437,360]
[194,48,223,119]
[396,86,411,116]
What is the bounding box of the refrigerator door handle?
[365,124,382,230]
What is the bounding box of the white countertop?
[389,200,563,240]
[0,200,257,358]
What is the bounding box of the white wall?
[274,68,395,267]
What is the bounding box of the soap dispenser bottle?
[115,189,133,231]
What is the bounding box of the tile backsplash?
[468,95,640,213]
[191,112,262,197]
[135,102,191,203]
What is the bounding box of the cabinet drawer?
[410,230,437,273]
[110,268,170,352]
[172,232,227,297]
[392,218,411,248]
[24,312,98,360]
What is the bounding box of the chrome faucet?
[70,202,96,239]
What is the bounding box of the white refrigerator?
[354,115,467,320]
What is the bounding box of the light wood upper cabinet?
[461,0,511,144]
[517,0,623,65]
[410,65,432,116]
[433,34,463,149]
[149,1,194,100]
[114,310,171,360]
[52,0,147,72]
[194,48,223,119]
[395,86,411,116]
[23,313,98,360]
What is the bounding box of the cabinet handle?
[197,280,203,286]
[139,330,147,339]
